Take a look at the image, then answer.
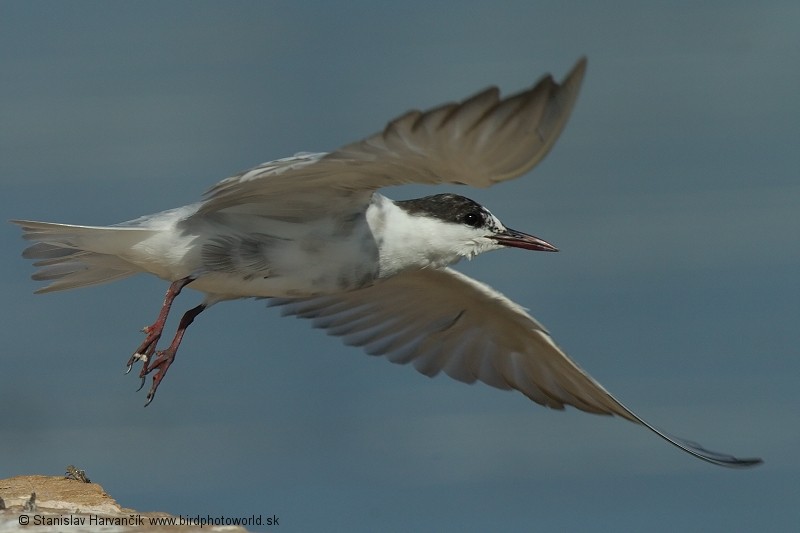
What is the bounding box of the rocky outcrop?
[0,474,250,532]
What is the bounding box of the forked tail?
[11,220,155,293]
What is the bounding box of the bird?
[12,57,761,468]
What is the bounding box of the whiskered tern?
[12,57,762,468]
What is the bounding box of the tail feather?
[11,219,155,293]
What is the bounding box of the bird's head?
[394,193,557,264]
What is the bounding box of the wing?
[270,268,762,468]
[197,57,587,217]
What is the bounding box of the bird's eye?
[463,212,482,227]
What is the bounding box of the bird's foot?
[124,276,196,380]
[122,281,203,406]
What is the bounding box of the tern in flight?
[13,57,761,467]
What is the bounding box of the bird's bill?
[491,228,558,252]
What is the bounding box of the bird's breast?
[190,211,382,298]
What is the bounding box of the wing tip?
[572,56,588,75]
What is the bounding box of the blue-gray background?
[2,2,798,532]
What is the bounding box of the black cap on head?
[395,194,492,228]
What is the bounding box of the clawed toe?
[141,349,176,406]
[125,352,149,374]
[144,379,160,407]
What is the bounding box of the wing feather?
[197,58,587,217]
[269,267,762,468]
[271,267,638,418]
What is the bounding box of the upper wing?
[269,267,762,468]
[197,58,587,217]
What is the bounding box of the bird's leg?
[125,276,195,380]
[143,303,207,406]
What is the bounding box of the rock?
[0,475,252,532]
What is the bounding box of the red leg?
[125,276,195,379]
[143,303,206,406]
